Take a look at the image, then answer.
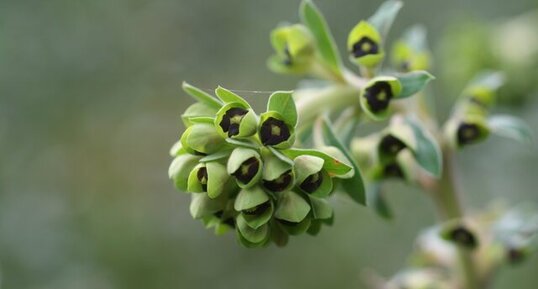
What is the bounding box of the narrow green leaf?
[405,117,442,177]
[488,115,533,145]
[268,146,295,166]
[300,0,342,76]
[225,138,260,150]
[267,91,298,127]
[469,71,505,91]
[368,0,403,40]
[367,183,393,219]
[199,150,232,163]
[187,116,215,124]
[182,82,222,109]
[215,86,250,107]
[281,148,352,177]
[396,71,435,99]
[321,118,366,205]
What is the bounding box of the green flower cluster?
[443,71,532,149]
[169,83,355,247]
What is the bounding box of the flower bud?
[293,155,333,197]
[360,77,402,120]
[180,122,227,155]
[236,214,271,247]
[227,147,263,188]
[258,111,295,149]
[274,190,311,224]
[189,192,228,220]
[444,116,490,148]
[391,25,431,72]
[181,102,219,127]
[269,24,315,74]
[262,154,295,193]
[168,153,201,191]
[441,223,479,249]
[234,186,273,229]
[215,102,258,138]
[347,21,384,69]
[187,162,230,198]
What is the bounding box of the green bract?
[215,102,258,138]
[227,147,263,188]
[391,25,431,72]
[262,153,295,193]
[444,115,490,149]
[258,111,296,149]
[293,155,333,197]
[180,122,227,155]
[168,153,201,191]
[360,76,402,120]
[348,21,384,69]
[269,24,315,74]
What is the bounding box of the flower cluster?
[169,83,354,247]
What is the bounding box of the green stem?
[295,85,360,130]
[431,148,480,289]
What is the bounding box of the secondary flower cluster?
[169,83,354,247]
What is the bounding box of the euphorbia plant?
[169,1,537,288]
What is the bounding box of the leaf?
[268,146,295,166]
[225,138,260,150]
[215,86,250,107]
[488,115,533,145]
[321,118,366,205]
[281,148,352,177]
[267,91,298,127]
[469,71,505,91]
[182,82,222,109]
[396,71,435,98]
[367,183,393,219]
[405,117,442,177]
[199,150,232,163]
[300,0,342,77]
[368,0,403,40]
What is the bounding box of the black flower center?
[219,107,249,137]
[351,37,379,58]
[300,171,323,193]
[197,167,208,191]
[232,157,260,184]
[262,170,293,192]
[260,117,291,146]
[364,81,393,113]
[379,135,406,157]
[507,248,525,264]
[283,45,293,66]
[383,162,404,179]
[243,201,271,216]
[457,123,480,146]
[450,226,477,249]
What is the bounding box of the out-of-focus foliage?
[438,11,538,106]
[0,0,537,289]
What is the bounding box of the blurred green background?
[1,0,537,288]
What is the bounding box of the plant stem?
[294,85,360,129]
[430,148,480,289]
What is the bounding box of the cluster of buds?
[169,83,355,247]
[373,205,538,289]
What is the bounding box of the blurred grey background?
[1,0,537,288]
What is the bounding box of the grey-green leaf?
[321,118,366,205]
[488,115,533,145]
[396,71,435,99]
[182,82,222,109]
[300,0,342,77]
[368,0,403,40]
[267,91,298,127]
[367,183,393,219]
[405,117,442,177]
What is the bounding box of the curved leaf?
[396,70,435,99]
[182,82,222,109]
[405,117,442,177]
[267,91,298,127]
[488,115,533,145]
